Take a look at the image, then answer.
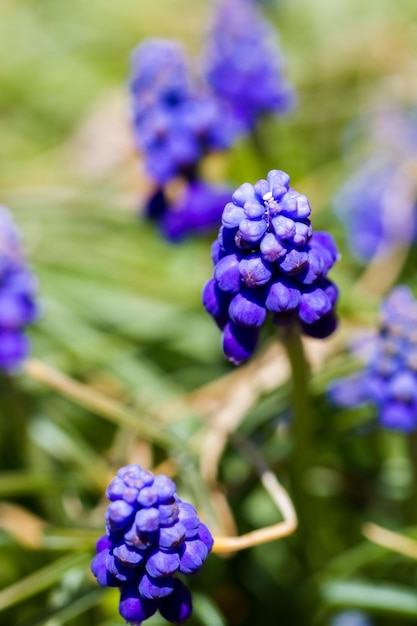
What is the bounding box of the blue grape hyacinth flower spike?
[130,38,237,241]
[202,169,340,364]
[333,158,417,262]
[0,206,39,372]
[91,464,214,625]
[130,39,236,186]
[203,0,296,131]
[329,286,417,432]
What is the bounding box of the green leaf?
[0,471,54,498]
[321,580,417,617]
[21,589,104,626]
[192,592,227,626]
[0,552,91,611]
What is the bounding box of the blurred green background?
[1,1,417,625]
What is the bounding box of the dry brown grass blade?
[212,435,297,553]
[0,502,46,549]
[363,522,417,561]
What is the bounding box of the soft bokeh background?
[1,0,417,624]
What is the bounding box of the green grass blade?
[0,552,91,611]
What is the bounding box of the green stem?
[406,432,417,524]
[282,325,313,478]
[0,374,30,469]
[280,323,317,571]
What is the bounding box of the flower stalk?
[281,322,318,570]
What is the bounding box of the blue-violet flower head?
[333,158,417,262]
[91,464,213,625]
[130,39,236,185]
[202,170,340,364]
[0,207,39,372]
[328,286,417,432]
[203,0,296,131]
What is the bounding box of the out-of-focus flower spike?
[202,0,296,131]
[329,286,417,432]
[0,206,39,373]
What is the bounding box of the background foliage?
[1,0,417,625]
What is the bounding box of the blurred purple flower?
[146,180,233,242]
[331,610,372,626]
[130,39,237,185]
[0,207,39,373]
[333,159,417,261]
[334,109,417,262]
[329,286,417,432]
[202,0,296,131]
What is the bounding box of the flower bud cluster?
[202,170,339,364]
[91,464,213,625]
[203,0,295,131]
[329,287,417,432]
[0,207,39,372]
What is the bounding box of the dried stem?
[190,334,340,486]
[362,522,417,561]
[194,342,289,484]
[211,435,297,553]
[24,358,184,453]
[24,359,221,526]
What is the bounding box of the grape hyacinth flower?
[91,465,213,625]
[130,39,236,241]
[334,109,417,262]
[130,39,236,185]
[203,0,295,131]
[0,207,39,372]
[202,169,340,364]
[333,158,417,262]
[329,286,417,432]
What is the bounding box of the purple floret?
[148,180,233,243]
[91,464,213,625]
[202,170,340,364]
[328,286,417,433]
[0,207,39,372]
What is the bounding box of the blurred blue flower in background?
[146,180,233,243]
[91,464,213,625]
[203,170,339,364]
[130,39,236,185]
[333,158,417,262]
[202,0,296,131]
[331,609,372,626]
[130,39,236,241]
[333,109,417,262]
[0,207,39,372]
[329,286,417,432]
